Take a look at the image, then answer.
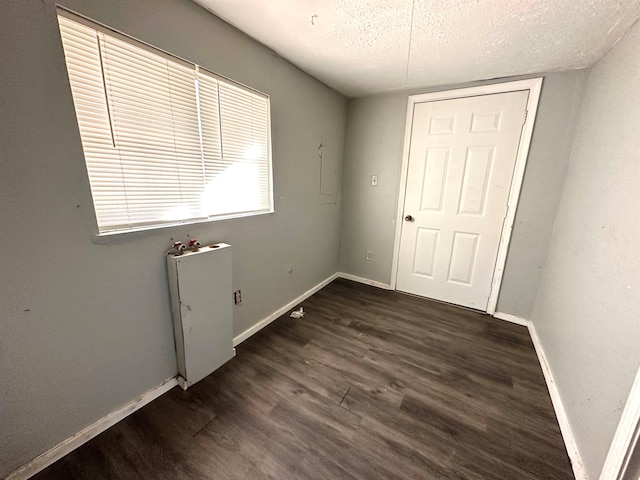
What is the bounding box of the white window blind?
[57,13,272,234]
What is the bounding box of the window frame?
[57,8,274,237]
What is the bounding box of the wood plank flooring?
[32,279,574,479]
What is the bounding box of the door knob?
[404,215,414,222]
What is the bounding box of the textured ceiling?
[194,0,640,97]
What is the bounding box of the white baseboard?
[233,273,339,346]
[9,273,342,479]
[231,271,393,348]
[7,282,590,480]
[336,272,392,290]
[7,377,178,480]
[493,311,529,327]
[527,322,587,480]
[600,366,640,480]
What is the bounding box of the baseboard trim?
[6,285,588,480]
[336,272,393,290]
[233,273,339,346]
[527,322,587,480]
[6,377,179,480]
[600,366,640,480]
[9,273,343,479]
[493,311,529,327]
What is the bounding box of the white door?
[396,90,529,310]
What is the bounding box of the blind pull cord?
[96,34,117,148]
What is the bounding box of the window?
[57,12,273,235]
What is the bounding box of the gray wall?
[530,19,640,479]
[338,71,588,317]
[0,0,345,476]
[339,92,409,282]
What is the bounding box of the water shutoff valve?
[172,241,187,255]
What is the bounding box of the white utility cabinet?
[166,243,234,389]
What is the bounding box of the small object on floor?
[290,307,305,319]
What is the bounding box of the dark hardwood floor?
[33,279,574,479]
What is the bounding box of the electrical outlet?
[233,290,242,305]
[371,175,378,187]
[366,250,373,261]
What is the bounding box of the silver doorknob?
[404,215,414,222]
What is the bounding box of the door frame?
[389,78,543,314]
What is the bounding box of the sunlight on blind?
[58,13,272,234]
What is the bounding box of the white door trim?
[600,366,640,480]
[390,78,543,314]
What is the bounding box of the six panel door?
[396,90,529,310]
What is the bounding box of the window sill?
[91,209,275,244]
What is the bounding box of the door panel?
[448,232,479,285]
[420,148,449,211]
[458,146,494,215]
[413,228,439,278]
[396,90,529,310]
